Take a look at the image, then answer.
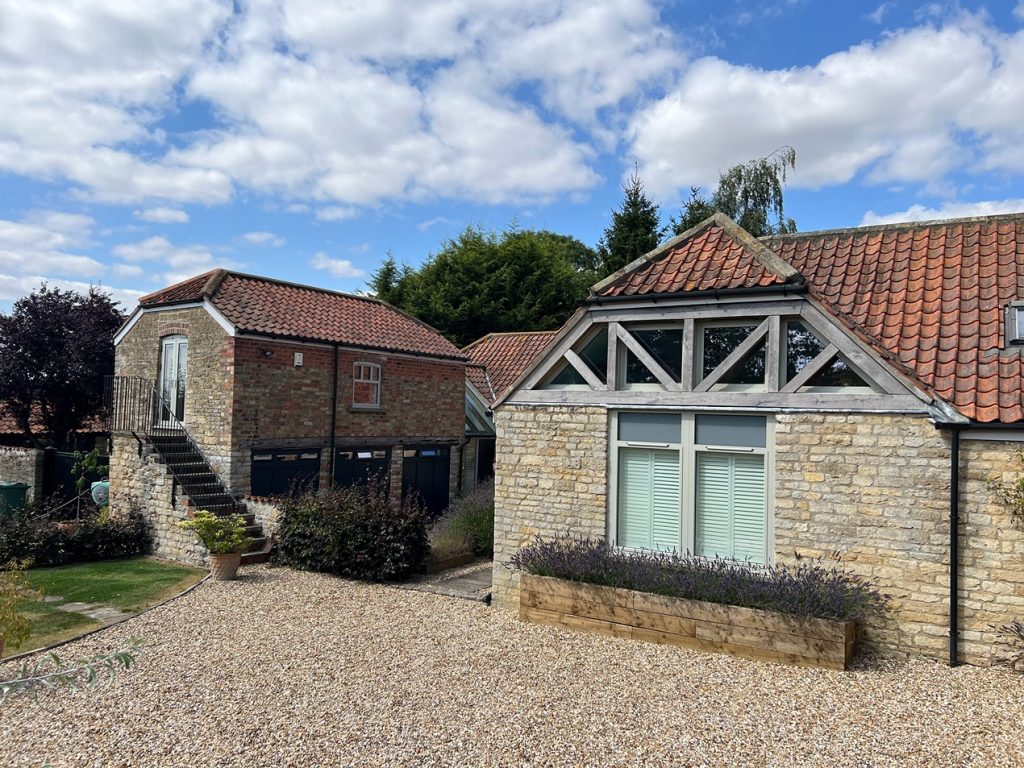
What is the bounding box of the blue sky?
[1,0,1023,310]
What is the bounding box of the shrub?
[177,511,252,555]
[0,499,150,567]
[509,537,887,622]
[0,561,33,652]
[427,519,475,563]
[441,479,494,557]
[275,480,430,581]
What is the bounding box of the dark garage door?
[334,447,391,491]
[251,450,321,497]
[402,446,450,516]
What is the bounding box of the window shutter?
[695,453,733,558]
[695,453,766,563]
[617,447,680,551]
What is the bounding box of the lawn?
[3,557,206,659]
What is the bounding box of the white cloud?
[0,274,144,308]
[1015,2,1024,21]
[348,242,370,253]
[860,199,1024,226]
[0,212,103,277]
[418,216,453,232]
[628,20,1024,200]
[240,230,284,246]
[315,206,361,222]
[310,252,366,278]
[111,235,224,284]
[135,207,189,224]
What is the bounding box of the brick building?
[493,212,1024,667]
[108,269,466,564]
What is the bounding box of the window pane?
[617,447,680,551]
[626,328,682,383]
[695,414,766,448]
[548,361,587,385]
[618,412,681,444]
[786,321,828,380]
[1015,308,1024,339]
[806,356,869,388]
[703,326,764,384]
[578,329,608,383]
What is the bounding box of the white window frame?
[607,411,775,565]
[352,361,381,408]
[1006,303,1024,346]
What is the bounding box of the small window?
[353,362,381,408]
[786,321,828,380]
[625,328,682,384]
[1007,304,1024,346]
[702,325,765,385]
[543,329,607,388]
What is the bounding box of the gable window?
[353,362,381,408]
[543,328,608,388]
[784,320,871,390]
[1006,303,1024,346]
[624,328,683,386]
[610,412,772,564]
[699,324,766,389]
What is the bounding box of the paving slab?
[399,560,492,602]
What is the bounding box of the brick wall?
[0,446,43,503]
[494,406,1024,666]
[492,405,608,609]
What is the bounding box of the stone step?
[240,538,274,566]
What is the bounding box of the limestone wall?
[491,405,608,609]
[109,435,207,567]
[0,446,43,503]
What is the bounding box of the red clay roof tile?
[463,331,557,405]
[137,270,465,360]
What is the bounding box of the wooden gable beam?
[563,348,606,390]
[694,317,771,393]
[521,313,595,391]
[780,344,839,393]
[615,324,680,391]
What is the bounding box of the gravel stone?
[1,565,1022,767]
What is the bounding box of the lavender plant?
[509,537,887,621]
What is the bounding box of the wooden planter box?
[519,574,856,670]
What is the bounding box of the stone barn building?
[492,212,1024,667]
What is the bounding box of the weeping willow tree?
[673,147,798,237]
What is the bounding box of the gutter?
[585,282,808,306]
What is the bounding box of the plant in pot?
[177,511,252,581]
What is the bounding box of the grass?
[2,557,206,659]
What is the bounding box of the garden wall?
[109,435,207,568]
[0,446,43,503]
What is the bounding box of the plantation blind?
[617,447,680,551]
[695,453,766,563]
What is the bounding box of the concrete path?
[49,597,135,625]
[399,560,492,603]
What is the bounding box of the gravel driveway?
[1,565,1022,767]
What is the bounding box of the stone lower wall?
[109,436,208,568]
[0,446,43,503]
[243,497,282,538]
[492,405,608,609]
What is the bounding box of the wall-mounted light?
[294,352,304,367]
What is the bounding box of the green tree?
[598,169,666,275]
[0,286,125,448]
[373,226,599,347]
[673,147,798,237]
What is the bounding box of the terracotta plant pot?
[209,552,242,581]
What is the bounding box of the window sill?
[350,405,383,413]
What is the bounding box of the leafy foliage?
[275,480,430,581]
[0,561,33,651]
[369,226,599,347]
[0,638,144,704]
[439,479,494,557]
[510,536,887,622]
[673,147,798,237]
[427,521,475,563]
[0,499,150,567]
[177,511,252,555]
[999,619,1024,670]
[0,285,125,448]
[597,169,666,275]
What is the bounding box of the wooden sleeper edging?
[518,574,856,670]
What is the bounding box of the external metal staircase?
[105,376,271,565]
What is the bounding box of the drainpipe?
[327,345,339,487]
[949,425,961,667]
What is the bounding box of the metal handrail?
[104,375,237,505]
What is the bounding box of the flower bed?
[511,537,885,670]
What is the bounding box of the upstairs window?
[1007,303,1024,346]
[700,324,766,389]
[353,362,381,408]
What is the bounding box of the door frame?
[158,335,188,426]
